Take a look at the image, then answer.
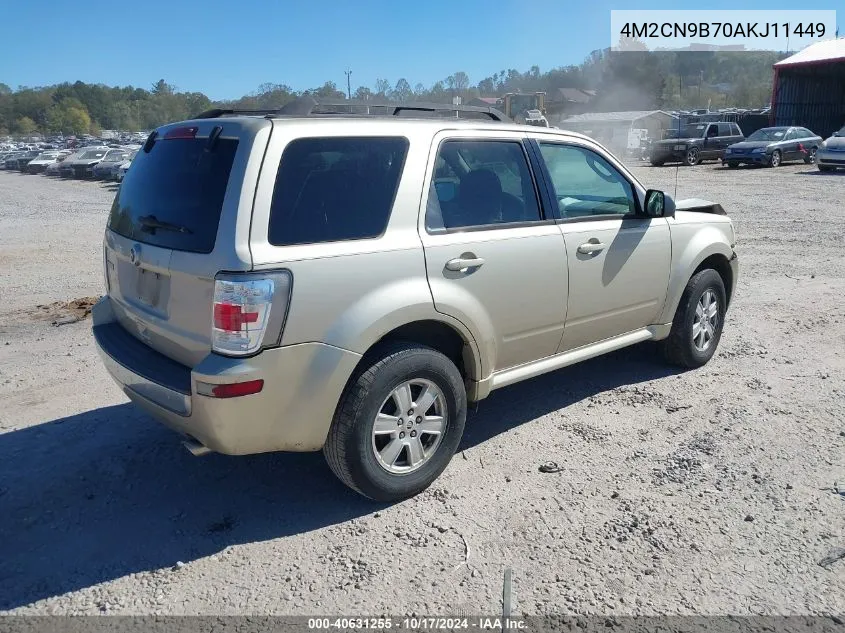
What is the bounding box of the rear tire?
[324,343,467,502]
[650,159,664,167]
[804,148,817,164]
[659,269,727,369]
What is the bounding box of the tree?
[14,116,38,134]
[393,78,412,102]
[374,78,391,98]
[354,86,373,101]
[46,98,92,134]
[151,79,173,96]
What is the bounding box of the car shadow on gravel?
[796,169,845,176]
[0,344,679,610]
[462,342,682,449]
[0,404,375,610]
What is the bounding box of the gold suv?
[93,98,739,501]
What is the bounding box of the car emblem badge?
[129,244,141,267]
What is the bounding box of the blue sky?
[3,0,841,100]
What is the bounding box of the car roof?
[178,113,597,144]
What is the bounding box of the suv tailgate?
[103,118,271,368]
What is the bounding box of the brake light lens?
[211,271,292,356]
[164,126,198,140]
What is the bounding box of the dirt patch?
[30,296,101,326]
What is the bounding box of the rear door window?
[426,140,542,230]
[718,124,732,137]
[267,137,408,246]
[107,137,238,254]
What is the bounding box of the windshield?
[103,151,127,161]
[79,149,107,159]
[36,153,58,160]
[836,126,845,137]
[747,128,787,142]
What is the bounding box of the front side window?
[538,143,636,219]
[268,136,408,246]
[426,139,542,230]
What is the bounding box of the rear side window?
[107,137,238,254]
[718,123,732,136]
[267,137,408,246]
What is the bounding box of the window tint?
[706,125,719,138]
[267,137,407,246]
[426,140,541,230]
[538,143,636,219]
[718,123,733,136]
[107,137,238,254]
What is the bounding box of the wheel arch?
[658,234,735,324]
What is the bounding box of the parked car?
[46,152,75,176]
[59,147,109,178]
[25,151,63,174]
[7,149,41,170]
[92,149,131,180]
[722,126,822,168]
[115,151,137,182]
[92,101,739,501]
[816,124,845,172]
[650,122,745,166]
[3,152,26,170]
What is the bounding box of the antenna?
[674,110,681,199]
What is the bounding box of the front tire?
[324,343,467,501]
[769,150,782,167]
[659,269,727,369]
[818,164,834,172]
[683,147,701,166]
[726,161,739,169]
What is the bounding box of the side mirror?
[644,189,675,218]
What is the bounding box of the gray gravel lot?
[0,163,843,616]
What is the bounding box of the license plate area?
[136,268,163,307]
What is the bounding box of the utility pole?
[344,69,352,100]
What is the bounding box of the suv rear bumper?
[92,297,361,455]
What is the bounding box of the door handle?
[577,242,606,254]
[445,257,485,271]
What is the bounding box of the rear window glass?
[267,136,408,246]
[107,137,238,254]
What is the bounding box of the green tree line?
[0,49,786,136]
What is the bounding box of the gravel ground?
[0,163,843,617]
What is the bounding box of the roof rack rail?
[193,96,512,123]
[194,107,288,119]
[279,96,512,122]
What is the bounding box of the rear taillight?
[211,271,292,356]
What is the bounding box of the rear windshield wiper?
[138,215,193,234]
